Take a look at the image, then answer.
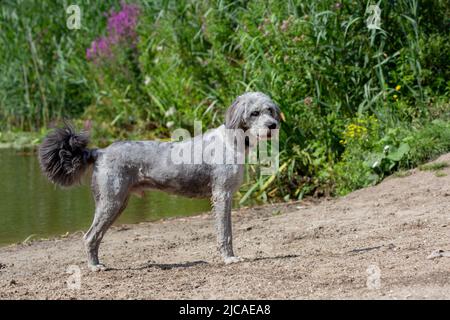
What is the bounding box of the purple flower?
[86,1,140,61]
[86,36,113,60]
[107,2,140,46]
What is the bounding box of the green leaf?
[365,152,385,168]
[387,143,410,162]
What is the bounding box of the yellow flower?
[393,94,398,100]
[395,85,401,91]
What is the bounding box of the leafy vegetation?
[435,171,447,177]
[419,161,449,172]
[0,0,449,203]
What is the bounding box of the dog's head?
[225,92,281,139]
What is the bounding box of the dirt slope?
[1,153,450,299]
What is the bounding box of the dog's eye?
[251,111,260,117]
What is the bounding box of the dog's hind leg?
[84,173,131,271]
[84,195,129,271]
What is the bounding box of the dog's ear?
[273,102,282,121]
[225,97,246,129]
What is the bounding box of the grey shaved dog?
[38,92,281,271]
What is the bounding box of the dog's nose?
[268,123,277,130]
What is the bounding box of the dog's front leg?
[211,190,243,264]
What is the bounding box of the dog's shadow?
[108,260,208,271]
[107,254,301,272]
[250,254,302,262]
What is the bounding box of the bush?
[0,0,449,203]
[335,119,450,195]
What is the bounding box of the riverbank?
[0,131,41,150]
[0,153,450,299]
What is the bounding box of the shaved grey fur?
[38,92,281,271]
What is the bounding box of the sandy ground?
[1,153,450,299]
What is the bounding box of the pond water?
[0,150,211,246]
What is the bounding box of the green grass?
[419,162,449,171]
[435,171,447,177]
[1,0,450,203]
[393,170,412,178]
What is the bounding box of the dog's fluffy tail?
[38,122,97,187]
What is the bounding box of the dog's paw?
[89,264,107,272]
[224,256,244,265]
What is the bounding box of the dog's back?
[94,139,214,198]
